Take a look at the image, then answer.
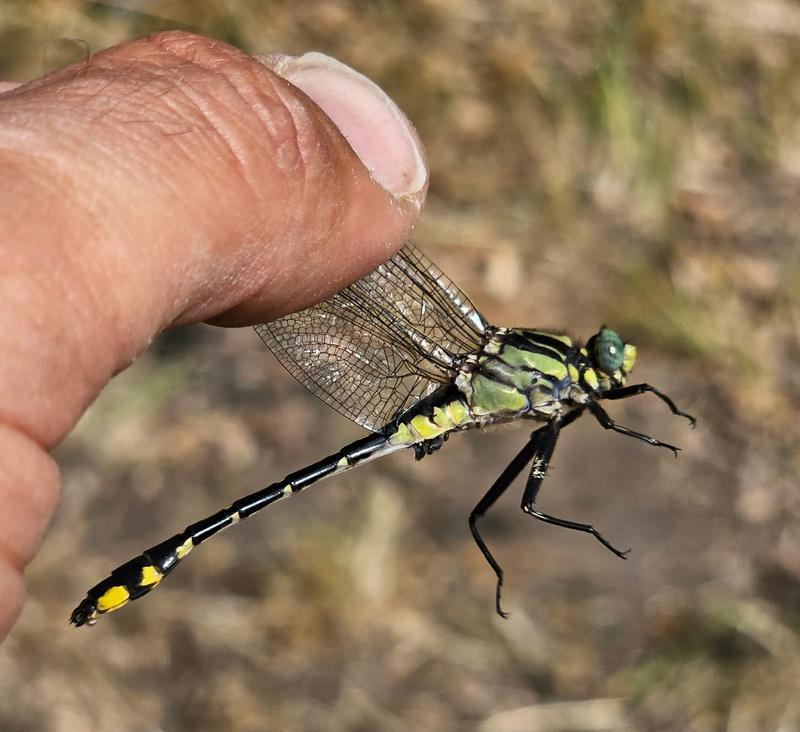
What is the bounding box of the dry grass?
[2,1,800,730]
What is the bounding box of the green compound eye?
[594,328,625,374]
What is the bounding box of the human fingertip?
[0,81,21,94]
[260,52,428,209]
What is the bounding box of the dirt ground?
[1,2,800,730]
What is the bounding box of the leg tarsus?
[603,383,697,427]
[469,512,510,618]
[469,426,550,619]
[521,506,630,559]
[588,401,681,456]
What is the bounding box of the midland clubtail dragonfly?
[71,243,694,626]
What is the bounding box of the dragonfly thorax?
[456,328,578,422]
[455,326,637,424]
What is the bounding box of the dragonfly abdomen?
[70,432,398,626]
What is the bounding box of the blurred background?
[1,1,800,730]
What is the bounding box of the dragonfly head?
[586,327,636,391]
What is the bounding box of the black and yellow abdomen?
[387,388,474,447]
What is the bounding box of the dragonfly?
[70,242,695,626]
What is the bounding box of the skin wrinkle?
[248,73,304,167]
[180,86,261,206]
[197,80,372,324]
[154,32,225,67]
[86,69,166,124]
[91,70,204,138]
[251,76,311,213]
[125,58,324,304]
[128,35,392,320]
[61,53,209,138]
[111,64,270,319]
[286,96,350,247]
[141,70,214,133]
[5,66,356,338]
[2,153,127,406]
[229,89,304,200]
[1,107,171,443]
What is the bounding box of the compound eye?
[594,328,625,374]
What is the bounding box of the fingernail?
[260,52,428,205]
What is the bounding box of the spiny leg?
[602,383,696,427]
[522,410,580,506]
[469,427,548,618]
[587,400,680,456]
[520,418,630,560]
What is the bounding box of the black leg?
[469,426,549,618]
[522,409,581,505]
[521,419,630,560]
[603,383,696,427]
[587,400,680,456]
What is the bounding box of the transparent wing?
[255,242,489,431]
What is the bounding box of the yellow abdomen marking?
[387,400,472,446]
[96,585,131,613]
[140,565,163,587]
[388,422,414,446]
[432,400,471,430]
[410,414,445,440]
[175,538,194,560]
[445,399,471,426]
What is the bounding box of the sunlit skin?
[0,31,428,641]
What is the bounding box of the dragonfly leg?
[520,417,630,560]
[602,383,696,427]
[522,409,580,505]
[587,401,680,456]
[414,434,449,460]
[521,507,631,560]
[469,426,549,618]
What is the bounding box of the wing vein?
[256,242,488,431]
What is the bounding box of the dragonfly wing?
[255,242,489,432]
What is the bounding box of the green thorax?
[387,326,636,448]
[455,328,596,421]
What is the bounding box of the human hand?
[0,31,428,640]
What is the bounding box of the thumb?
[0,31,427,640]
[1,30,428,446]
